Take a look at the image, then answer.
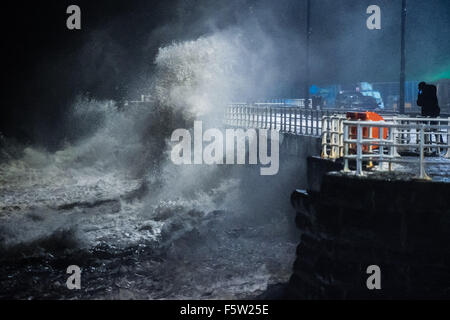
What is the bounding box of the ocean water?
[0,31,299,300]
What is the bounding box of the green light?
[423,64,450,82]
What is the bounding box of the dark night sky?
[1,0,449,147]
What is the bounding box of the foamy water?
[0,30,299,299]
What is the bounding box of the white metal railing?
[224,102,341,137]
[321,114,346,159]
[321,116,450,179]
[225,103,450,179]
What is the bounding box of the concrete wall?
[288,168,450,299]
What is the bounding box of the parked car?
[335,91,380,110]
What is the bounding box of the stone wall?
[288,163,450,299]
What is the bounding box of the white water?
[0,30,299,299]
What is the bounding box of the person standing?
[417,82,443,153]
[417,82,440,117]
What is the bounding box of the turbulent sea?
[0,158,297,299]
[0,32,299,300]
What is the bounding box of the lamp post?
[399,0,407,114]
[305,0,312,104]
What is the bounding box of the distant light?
[310,85,319,95]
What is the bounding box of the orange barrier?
[347,111,388,152]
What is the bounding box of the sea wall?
[288,159,450,299]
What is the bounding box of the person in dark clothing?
[417,81,440,117]
[416,82,443,153]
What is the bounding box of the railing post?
[258,107,261,128]
[314,110,317,136]
[225,105,228,126]
[279,107,282,130]
[313,110,317,136]
[277,107,280,130]
[319,110,322,136]
[316,110,320,136]
[343,124,350,172]
[242,106,248,128]
[258,106,260,127]
[289,108,292,133]
[418,124,430,180]
[244,106,248,127]
[251,106,254,127]
[305,110,309,135]
[284,108,288,132]
[265,107,268,129]
[311,110,315,136]
[391,125,400,157]
[445,117,450,158]
[231,105,234,126]
[386,127,392,172]
[436,118,443,155]
[231,105,235,126]
[330,117,337,159]
[273,107,276,129]
[321,116,328,159]
[339,117,344,158]
[388,126,393,171]
[294,108,298,134]
[258,106,261,128]
[300,108,303,135]
[356,121,363,176]
[269,107,272,129]
[274,108,277,130]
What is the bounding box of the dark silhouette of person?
[417,82,443,151]
[417,82,440,117]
